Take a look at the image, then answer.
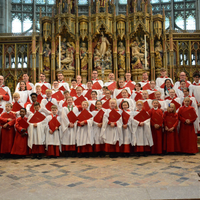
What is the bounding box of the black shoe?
[37,155,42,159]
[32,155,37,159]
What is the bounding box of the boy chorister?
[11,108,29,157]
[0,103,16,158]
[148,99,163,155]
[28,102,47,159]
[26,93,38,116]
[61,96,79,157]
[12,92,24,118]
[46,105,61,158]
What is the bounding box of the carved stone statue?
[130,40,144,69]
[80,42,88,70]
[118,42,126,71]
[98,32,110,59]
[94,49,101,70]
[155,41,163,68]
[104,46,112,70]
[43,43,51,71]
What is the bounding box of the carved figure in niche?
[94,49,101,70]
[130,41,144,69]
[98,32,110,58]
[62,0,75,13]
[104,46,112,70]
[100,0,105,7]
[118,42,126,71]
[80,42,88,70]
[140,37,149,68]
[43,43,51,71]
[155,41,163,68]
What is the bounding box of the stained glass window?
[165,17,169,29]
[175,15,184,29]
[161,0,171,2]
[23,17,32,32]
[78,0,88,5]
[151,0,159,3]
[12,17,22,33]
[119,0,127,4]
[186,15,195,30]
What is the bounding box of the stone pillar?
[51,20,56,82]
[88,36,92,80]
[32,34,36,84]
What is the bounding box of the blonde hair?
[36,85,41,89]
[136,100,144,106]
[155,91,161,95]
[109,98,118,109]
[46,89,52,93]
[82,101,89,107]
[5,103,13,108]
[13,92,20,98]
[152,99,159,104]
[167,103,176,113]
[169,89,175,93]
[67,96,73,100]
[142,90,148,94]
[76,86,83,91]
[51,105,58,110]
[184,97,191,102]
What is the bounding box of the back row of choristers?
[0,69,199,158]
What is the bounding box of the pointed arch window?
[12,17,22,33]
[186,15,195,30]
[175,15,184,30]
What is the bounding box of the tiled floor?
[0,154,200,199]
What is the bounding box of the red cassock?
[11,117,29,155]
[148,108,163,154]
[178,106,198,154]
[0,112,16,154]
[163,112,181,153]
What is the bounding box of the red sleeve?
[2,94,10,101]
[84,120,88,124]
[189,107,197,123]
[114,122,117,127]
[15,118,23,132]
[178,107,187,123]
[0,113,8,124]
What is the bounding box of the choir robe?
[57,80,70,92]
[141,99,152,110]
[163,112,181,153]
[74,83,86,89]
[180,96,199,133]
[52,88,64,95]
[173,80,191,91]
[150,99,167,112]
[113,87,131,99]
[88,100,97,111]
[92,109,106,152]
[82,89,101,100]
[147,89,157,100]
[131,91,143,102]
[26,103,36,118]
[18,90,31,105]
[131,111,153,152]
[175,87,185,98]
[156,77,173,89]
[117,98,135,111]
[11,117,29,155]
[46,115,62,157]
[104,80,115,87]
[0,112,16,154]
[61,106,79,151]
[165,97,181,113]
[41,98,58,116]
[12,101,24,118]
[100,109,123,152]
[15,82,34,93]
[159,87,173,100]
[189,83,200,122]
[0,85,12,107]
[139,80,150,88]
[34,82,51,92]
[125,80,136,86]
[91,79,104,88]
[120,110,132,153]
[27,112,47,154]
[178,106,198,154]
[76,109,94,153]
[148,108,163,154]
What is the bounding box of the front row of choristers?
[0,93,198,159]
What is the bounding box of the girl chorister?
[131,83,143,102]
[18,81,31,105]
[163,103,180,154]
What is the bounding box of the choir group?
[0,68,199,159]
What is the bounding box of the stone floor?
[0,154,200,200]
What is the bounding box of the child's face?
[142,92,148,99]
[136,103,143,111]
[184,99,190,106]
[91,93,97,100]
[96,102,102,110]
[180,82,186,88]
[34,105,40,111]
[20,109,26,117]
[64,93,69,99]
[122,103,129,110]
[53,82,59,89]
[165,80,172,88]
[155,93,161,100]
[14,96,19,102]
[67,98,73,105]
[5,105,12,112]
[105,91,111,98]
[71,81,77,88]
[76,88,82,95]
[51,108,58,115]
[183,90,189,97]
[169,105,174,113]
[36,87,41,94]
[194,76,199,83]
[109,101,116,109]
[82,102,88,109]
[169,90,175,97]
[20,82,25,90]
[87,82,92,89]
[135,85,141,91]
[46,92,52,98]
[31,95,37,103]
[160,71,166,77]
[119,80,124,88]
[152,101,159,108]
[121,90,128,98]
[102,88,106,94]
[150,82,156,89]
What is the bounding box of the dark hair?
[135,83,142,90]
[105,90,112,94]
[34,102,40,107]
[180,80,186,84]
[20,108,27,113]
[193,73,200,78]
[164,79,173,96]
[40,73,45,76]
[183,87,189,92]
[30,93,38,97]
[121,101,129,109]
[19,81,27,91]
[102,86,108,90]
[71,78,77,83]
[95,100,102,109]
[91,91,97,95]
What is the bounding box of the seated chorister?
[0,103,16,158]
[61,96,79,157]
[46,105,62,158]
